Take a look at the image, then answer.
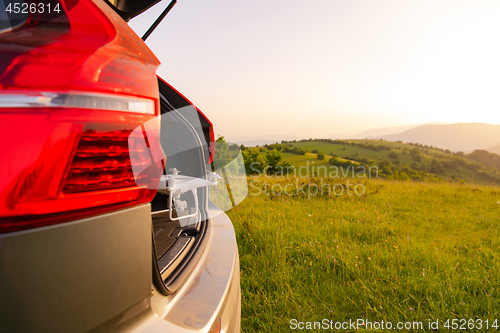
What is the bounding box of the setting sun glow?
[131,0,500,140]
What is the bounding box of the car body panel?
[0,204,152,333]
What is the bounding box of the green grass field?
[227,176,500,332]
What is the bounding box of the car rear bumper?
[0,204,241,333]
[142,204,242,333]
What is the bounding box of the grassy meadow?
[227,175,500,332]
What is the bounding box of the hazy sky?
[130,0,500,141]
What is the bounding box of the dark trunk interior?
[150,78,210,294]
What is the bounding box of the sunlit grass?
[227,176,500,332]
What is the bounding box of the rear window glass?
[0,0,29,34]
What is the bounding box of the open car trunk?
[105,0,162,21]
[150,78,213,294]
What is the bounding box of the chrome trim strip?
[0,91,155,114]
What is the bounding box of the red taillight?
[63,128,150,194]
[0,0,164,233]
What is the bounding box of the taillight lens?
[0,0,164,233]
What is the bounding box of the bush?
[388,151,398,159]
[329,157,355,168]
[389,170,410,181]
[410,148,423,162]
[242,149,267,175]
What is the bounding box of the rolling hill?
[247,139,500,185]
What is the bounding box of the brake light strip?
[0,91,155,114]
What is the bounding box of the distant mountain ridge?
[346,122,447,139]
[486,144,500,155]
[373,122,500,153]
